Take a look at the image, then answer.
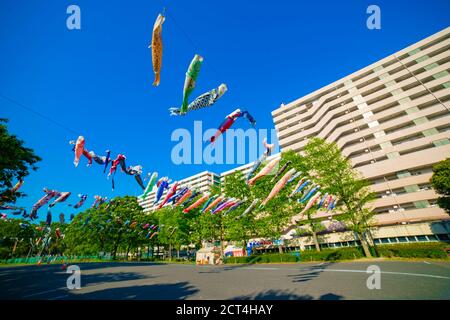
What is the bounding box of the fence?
[0,255,113,265]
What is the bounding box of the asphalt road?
[0,260,449,300]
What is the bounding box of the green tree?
[0,119,41,203]
[301,138,376,257]
[431,158,450,214]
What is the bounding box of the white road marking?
[48,295,69,300]
[23,288,63,298]
[318,268,450,280]
[236,266,450,280]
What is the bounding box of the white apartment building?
[272,27,450,249]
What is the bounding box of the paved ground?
[1,260,449,300]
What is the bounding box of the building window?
[374,130,386,138]
[433,70,449,79]
[379,141,393,149]
[413,200,430,209]
[424,63,438,71]
[415,55,429,63]
[380,238,390,244]
[444,81,450,88]
[357,102,368,110]
[387,151,400,159]
[404,184,420,193]
[385,80,396,87]
[368,120,380,128]
[391,88,403,96]
[433,138,450,147]
[413,117,428,125]
[437,234,449,241]
[397,237,408,243]
[379,73,389,80]
[422,128,439,136]
[398,97,411,105]
[406,106,419,114]
[362,111,374,119]
[373,66,384,72]
[408,48,421,56]
[407,236,417,242]
[397,170,411,178]
[416,235,428,242]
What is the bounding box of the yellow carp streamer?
[150,13,165,86]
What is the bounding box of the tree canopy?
[0,119,41,203]
[431,158,450,214]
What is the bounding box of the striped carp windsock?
[170,187,188,204]
[236,199,259,219]
[182,191,200,207]
[150,231,158,240]
[293,180,311,197]
[204,195,224,213]
[327,197,336,211]
[11,180,24,194]
[180,54,203,114]
[200,194,218,212]
[248,158,280,186]
[261,168,296,207]
[212,198,236,214]
[289,178,305,197]
[246,138,275,182]
[175,189,192,206]
[300,191,322,215]
[270,161,292,183]
[299,185,321,204]
[317,193,329,209]
[287,171,302,184]
[49,192,71,207]
[158,182,179,209]
[323,194,333,209]
[223,200,244,216]
[73,136,85,167]
[183,194,210,213]
[169,84,227,116]
[140,172,158,200]
[150,13,165,86]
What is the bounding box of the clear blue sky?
[1,0,449,221]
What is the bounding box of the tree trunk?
[312,231,321,252]
[112,232,122,260]
[220,223,225,262]
[358,232,372,258]
[125,244,131,261]
[278,245,284,254]
[177,249,180,259]
[168,244,172,261]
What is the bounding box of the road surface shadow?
[288,262,335,283]
[231,290,343,300]
[81,271,151,286]
[0,266,150,299]
[66,281,199,300]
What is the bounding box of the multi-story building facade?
[272,27,450,249]
[138,171,221,213]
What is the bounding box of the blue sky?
[1,0,449,221]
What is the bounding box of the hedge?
[223,243,449,264]
[224,248,363,264]
[375,242,448,259]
